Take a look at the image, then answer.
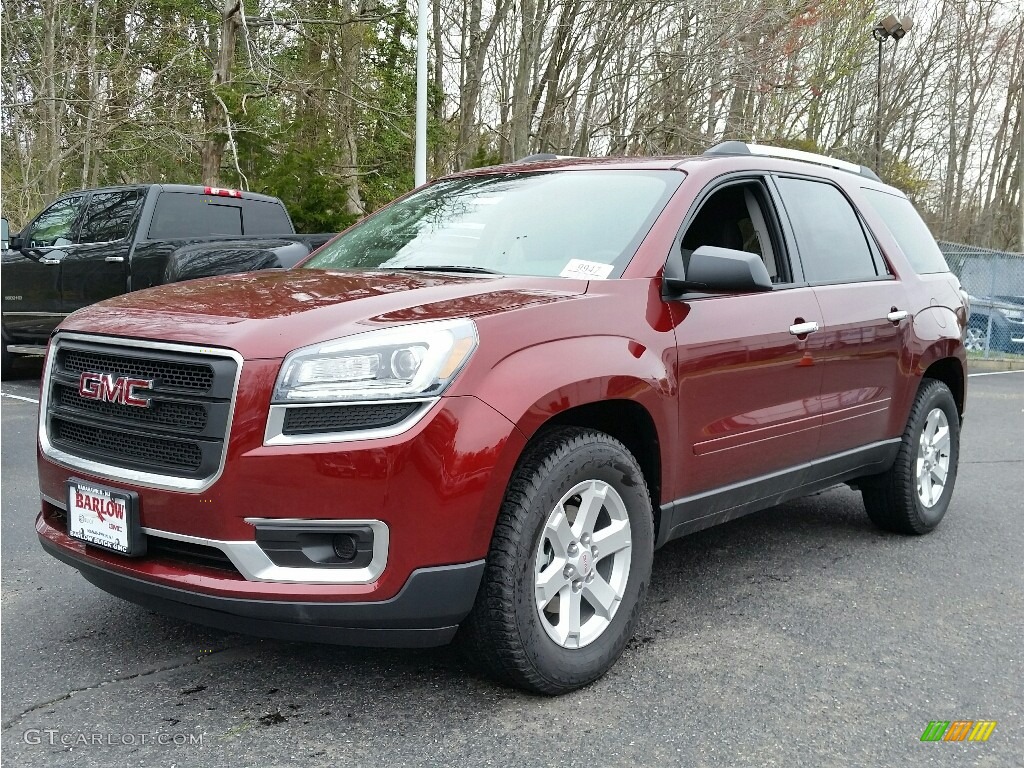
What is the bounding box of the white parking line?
[968,369,1024,378]
[0,392,39,404]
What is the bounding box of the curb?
[968,358,1024,373]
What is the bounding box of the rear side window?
[860,189,949,274]
[775,177,878,283]
[240,199,293,234]
[148,193,242,239]
[79,189,143,243]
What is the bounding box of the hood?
[59,269,586,359]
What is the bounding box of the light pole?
[415,0,428,188]
[872,13,913,174]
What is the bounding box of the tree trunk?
[432,0,445,172]
[201,0,240,186]
[80,0,101,189]
[509,0,538,159]
[337,0,365,217]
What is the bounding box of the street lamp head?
[873,13,913,41]
[871,12,913,174]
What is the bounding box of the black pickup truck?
[1,184,334,375]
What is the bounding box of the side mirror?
[663,245,773,297]
[3,217,24,251]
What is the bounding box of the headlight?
[273,318,478,403]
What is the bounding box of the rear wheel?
[862,379,960,534]
[461,427,654,694]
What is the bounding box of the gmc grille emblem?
[78,372,154,408]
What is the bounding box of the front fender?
[453,333,678,486]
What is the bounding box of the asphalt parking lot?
[2,361,1022,767]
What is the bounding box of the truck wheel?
[461,427,654,694]
[0,339,12,380]
[862,379,960,535]
[963,320,987,352]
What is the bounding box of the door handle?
[789,321,819,336]
[39,257,61,265]
[104,256,125,263]
[887,309,909,323]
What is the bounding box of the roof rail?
[704,141,881,181]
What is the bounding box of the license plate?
[66,479,145,556]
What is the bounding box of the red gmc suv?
[36,143,968,694]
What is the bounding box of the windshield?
[303,170,682,278]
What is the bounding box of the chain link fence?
[938,241,1024,358]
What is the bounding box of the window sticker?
[559,259,614,280]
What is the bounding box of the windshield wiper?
[390,265,502,275]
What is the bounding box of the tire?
[862,379,960,535]
[460,427,654,694]
[0,338,12,381]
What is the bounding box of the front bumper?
[39,386,524,600]
[37,360,526,643]
[39,521,484,647]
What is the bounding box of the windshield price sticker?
[66,480,140,556]
[559,259,614,280]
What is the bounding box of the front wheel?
[862,379,960,534]
[0,337,12,381]
[461,427,654,694]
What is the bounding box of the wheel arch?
[920,353,966,419]
[536,399,663,534]
[456,331,679,556]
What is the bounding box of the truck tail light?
[204,186,243,198]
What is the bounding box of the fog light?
[332,533,357,561]
[253,522,376,569]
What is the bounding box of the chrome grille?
[52,418,204,470]
[55,383,209,431]
[61,349,215,392]
[44,337,239,484]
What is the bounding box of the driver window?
[26,195,86,248]
[681,182,787,284]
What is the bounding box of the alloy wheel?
[916,407,951,508]
[533,479,633,649]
